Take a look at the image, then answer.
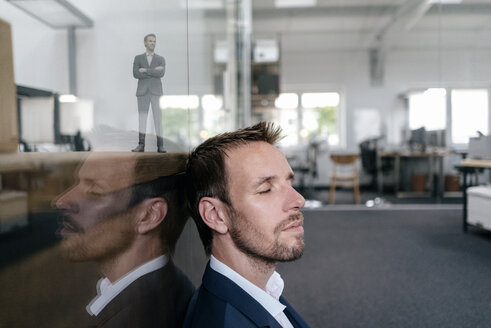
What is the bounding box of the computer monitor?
[426,129,446,148]
[409,127,426,151]
[19,96,55,144]
[257,73,279,95]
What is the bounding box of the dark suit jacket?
[133,53,166,96]
[183,262,310,328]
[86,260,195,328]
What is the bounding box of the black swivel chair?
[290,141,320,197]
[359,137,393,191]
[360,138,378,190]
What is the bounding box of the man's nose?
[286,185,306,211]
[52,186,77,210]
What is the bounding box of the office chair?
[359,137,393,192]
[329,154,360,204]
[359,138,379,190]
[290,140,321,197]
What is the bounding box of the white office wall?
[73,1,213,131]
[279,38,491,150]
[276,30,491,185]
[0,2,69,94]
[76,10,186,130]
[2,2,491,149]
[0,0,213,133]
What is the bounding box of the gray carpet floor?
[2,205,490,327]
[278,207,491,328]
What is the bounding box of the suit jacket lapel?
[148,53,158,68]
[280,297,310,328]
[202,262,283,328]
[141,53,149,68]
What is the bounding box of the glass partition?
[0,1,219,326]
[2,1,491,326]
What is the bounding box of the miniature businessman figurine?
[132,33,166,153]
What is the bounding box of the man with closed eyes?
[184,122,310,328]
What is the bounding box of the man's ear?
[135,198,168,235]
[198,197,229,235]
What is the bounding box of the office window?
[275,93,299,109]
[300,92,340,146]
[59,99,94,136]
[408,88,446,131]
[273,93,299,146]
[278,108,300,146]
[160,95,199,147]
[451,89,489,144]
[201,94,228,140]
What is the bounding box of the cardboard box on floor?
[0,18,18,153]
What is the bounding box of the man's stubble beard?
[228,207,305,265]
[59,212,136,262]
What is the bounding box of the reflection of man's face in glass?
[54,155,137,262]
[144,36,156,52]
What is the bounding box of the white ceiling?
[247,0,491,50]
[251,0,491,32]
[7,0,491,50]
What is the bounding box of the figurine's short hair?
[144,33,156,42]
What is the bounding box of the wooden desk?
[454,159,491,232]
[0,152,88,174]
[377,151,446,198]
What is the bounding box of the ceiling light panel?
[7,0,93,28]
[275,0,316,8]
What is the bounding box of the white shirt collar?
[209,255,286,318]
[87,254,168,316]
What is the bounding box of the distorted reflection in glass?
[54,152,194,327]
